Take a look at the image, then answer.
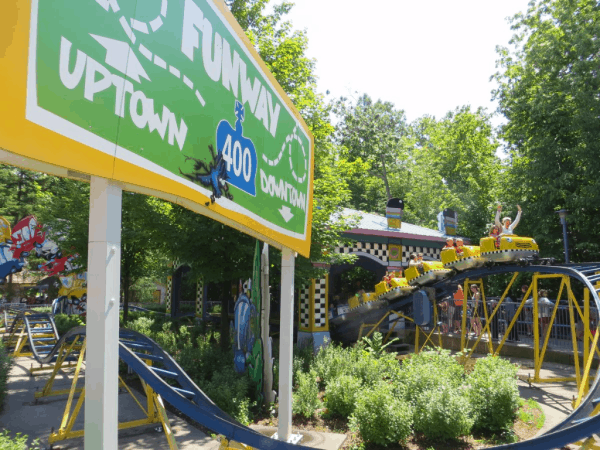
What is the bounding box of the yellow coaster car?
[441,246,484,272]
[480,236,539,262]
[348,291,378,309]
[375,281,389,297]
[405,262,452,286]
[378,277,416,300]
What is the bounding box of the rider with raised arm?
[495,204,522,236]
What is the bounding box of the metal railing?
[437,300,596,353]
[0,302,52,312]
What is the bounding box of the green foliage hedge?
[324,374,362,418]
[467,354,520,433]
[126,316,252,423]
[53,314,85,336]
[292,335,521,447]
[412,385,474,440]
[350,381,413,447]
[397,348,464,405]
[0,431,40,450]
[292,370,320,418]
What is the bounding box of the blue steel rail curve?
[119,329,316,449]
[20,322,314,449]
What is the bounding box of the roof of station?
[338,208,464,244]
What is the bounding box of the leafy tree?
[37,179,173,320]
[0,165,49,225]
[333,94,409,208]
[407,107,501,238]
[493,0,600,261]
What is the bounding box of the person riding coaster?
[348,290,380,309]
[441,237,484,271]
[480,204,539,262]
[375,273,416,300]
[405,260,452,286]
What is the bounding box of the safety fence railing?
[0,303,52,312]
[437,300,597,354]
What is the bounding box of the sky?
[277,0,531,124]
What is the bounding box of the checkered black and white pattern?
[314,277,328,329]
[335,242,389,263]
[166,276,172,312]
[401,245,441,263]
[299,285,311,330]
[196,279,203,317]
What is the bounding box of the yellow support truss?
[42,338,177,449]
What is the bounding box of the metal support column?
[84,176,122,450]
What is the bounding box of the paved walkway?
[512,358,581,435]
[0,358,346,449]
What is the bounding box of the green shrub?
[292,342,315,386]
[140,303,167,313]
[0,338,12,411]
[413,384,474,440]
[312,342,351,388]
[203,366,253,424]
[360,332,399,358]
[350,382,413,446]
[0,430,41,450]
[349,344,401,386]
[53,314,85,336]
[324,374,362,418]
[31,307,52,313]
[292,370,320,418]
[177,333,230,382]
[126,316,155,336]
[130,277,160,304]
[397,348,464,405]
[126,316,252,423]
[467,355,519,433]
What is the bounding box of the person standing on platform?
[471,284,483,337]
[505,297,520,342]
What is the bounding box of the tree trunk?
[380,154,392,199]
[220,281,231,351]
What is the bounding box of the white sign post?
[277,247,300,442]
[84,177,122,449]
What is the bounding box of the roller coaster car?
[375,281,389,297]
[479,236,539,263]
[441,246,484,272]
[348,291,378,310]
[375,277,416,300]
[405,262,452,286]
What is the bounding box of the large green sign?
[26,0,312,243]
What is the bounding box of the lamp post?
[556,209,570,263]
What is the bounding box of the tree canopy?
[493,0,600,260]
[6,0,600,304]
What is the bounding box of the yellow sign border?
[0,0,314,257]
